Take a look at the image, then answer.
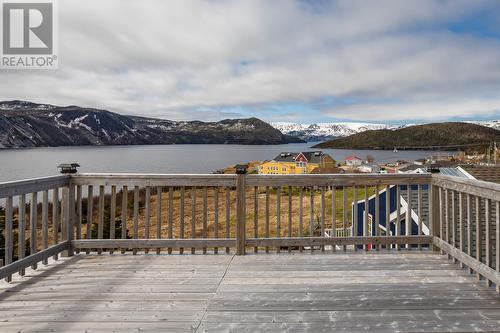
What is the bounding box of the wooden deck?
[0,252,499,332]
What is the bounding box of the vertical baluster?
[214,187,219,254]
[133,186,139,255]
[5,196,13,282]
[144,186,151,254]
[191,187,197,254]
[417,185,422,251]
[288,186,292,253]
[364,186,368,251]
[254,186,259,253]
[202,187,208,254]
[495,201,499,293]
[310,187,314,253]
[320,187,325,252]
[42,190,49,264]
[459,192,465,268]
[97,185,105,255]
[76,186,82,249]
[52,189,60,259]
[121,186,128,254]
[299,187,303,253]
[467,194,472,273]
[439,187,444,255]
[86,185,93,254]
[265,186,270,253]
[343,186,347,252]
[156,186,162,255]
[485,198,492,287]
[30,192,38,269]
[406,184,411,249]
[451,191,457,262]
[18,194,26,275]
[332,186,336,252]
[445,189,450,257]
[396,185,400,251]
[375,186,380,251]
[225,187,230,254]
[452,190,456,247]
[168,187,174,254]
[476,196,482,281]
[276,186,281,253]
[386,185,390,250]
[109,186,116,255]
[60,190,65,250]
[101,186,111,253]
[353,185,358,251]
[180,186,185,254]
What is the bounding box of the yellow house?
[258,151,335,175]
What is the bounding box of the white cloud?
[0,0,499,122]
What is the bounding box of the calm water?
[0,143,454,182]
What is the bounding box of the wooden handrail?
[0,175,69,197]
[1,172,498,289]
[432,174,500,201]
[70,173,237,187]
[431,174,499,293]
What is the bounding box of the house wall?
[353,185,430,244]
[258,161,320,174]
[346,159,362,166]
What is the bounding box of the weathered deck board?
[0,252,499,333]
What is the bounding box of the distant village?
[219,144,500,183]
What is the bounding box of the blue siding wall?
[353,185,429,238]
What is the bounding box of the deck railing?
[0,175,71,282]
[431,175,500,292]
[0,172,498,291]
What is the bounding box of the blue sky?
[1,0,500,124]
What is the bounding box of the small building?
[358,163,381,173]
[414,158,427,166]
[398,164,428,174]
[345,155,363,166]
[259,151,335,175]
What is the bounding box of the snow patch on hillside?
[272,121,499,141]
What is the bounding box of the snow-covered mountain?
[270,122,402,142]
[0,101,303,148]
[465,120,500,131]
[272,121,500,142]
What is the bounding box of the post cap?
[57,163,80,174]
[235,164,248,174]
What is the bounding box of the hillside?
[313,122,500,150]
[0,101,303,148]
[273,120,500,142]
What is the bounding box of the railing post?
[429,183,439,251]
[235,165,247,255]
[59,164,78,257]
[61,183,75,257]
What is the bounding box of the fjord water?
[0,143,454,182]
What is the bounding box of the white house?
[358,164,381,173]
[345,155,363,166]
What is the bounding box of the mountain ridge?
[0,100,304,148]
[312,122,500,150]
[272,120,500,142]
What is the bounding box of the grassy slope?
[313,122,500,150]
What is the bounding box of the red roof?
[345,155,362,161]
